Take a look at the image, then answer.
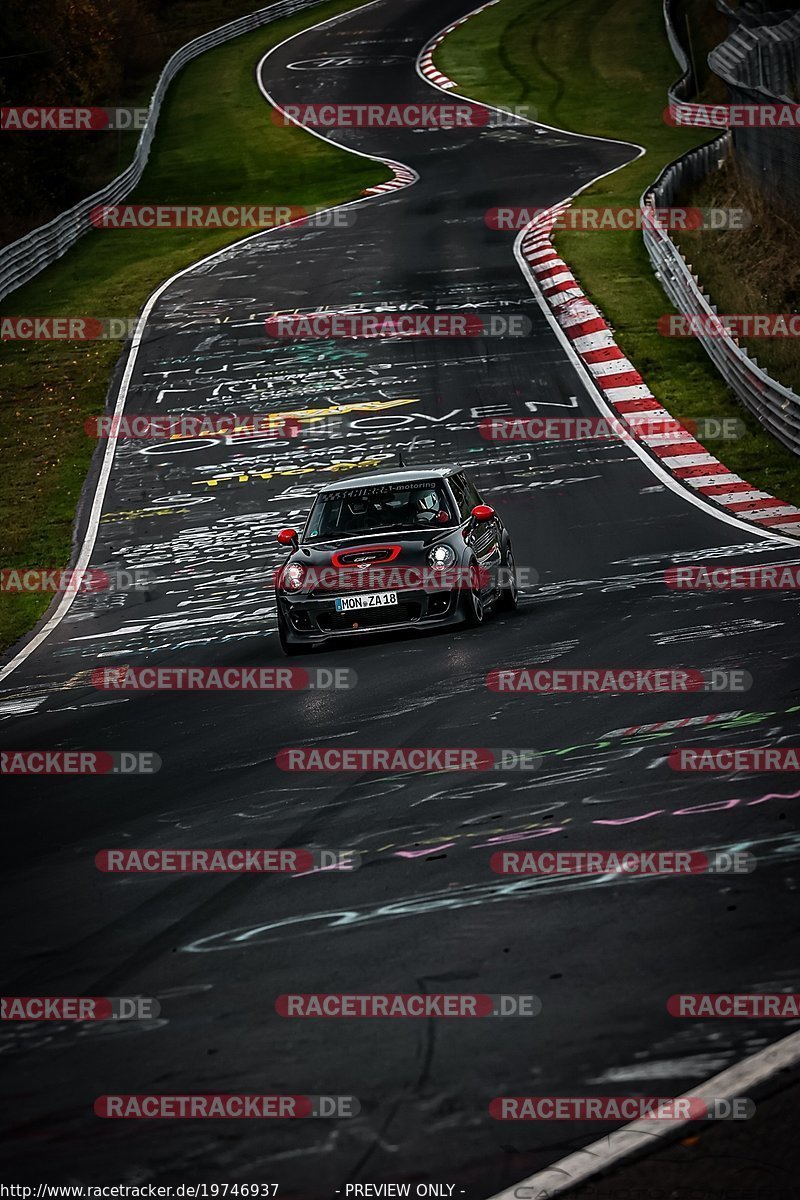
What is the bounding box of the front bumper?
[276,586,467,644]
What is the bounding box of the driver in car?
[414,487,451,525]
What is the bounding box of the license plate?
[335,591,398,612]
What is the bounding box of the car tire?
[464,560,485,627]
[498,545,519,611]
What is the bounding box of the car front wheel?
[498,545,519,611]
[464,561,485,628]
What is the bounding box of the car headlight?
[427,544,456,569]
[282,563,305,591]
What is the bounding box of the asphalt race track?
[1,0,800,1193]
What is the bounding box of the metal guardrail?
[643,4,800,457]
[0,0,325,302]
[709,12,800,203]
[717,2,799,33]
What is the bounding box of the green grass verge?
[437,0,800,509]
[0,0,387,655]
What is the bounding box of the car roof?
[318,464,463,493]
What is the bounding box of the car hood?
[290,528,461,567]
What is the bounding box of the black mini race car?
[274,464,517,654]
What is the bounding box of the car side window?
[448,475,471,521]
[461,473,483,508]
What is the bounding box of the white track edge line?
[485,1028,800,1200]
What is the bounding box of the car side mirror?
[471,504,495,522]
[277,528,299,549]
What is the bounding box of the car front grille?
[317,603,419,632]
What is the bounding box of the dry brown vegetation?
[676,155,800,394]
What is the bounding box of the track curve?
[1,0,799,1194]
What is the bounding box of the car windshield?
[304,480,457,542]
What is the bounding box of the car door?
[452,473,502,596]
